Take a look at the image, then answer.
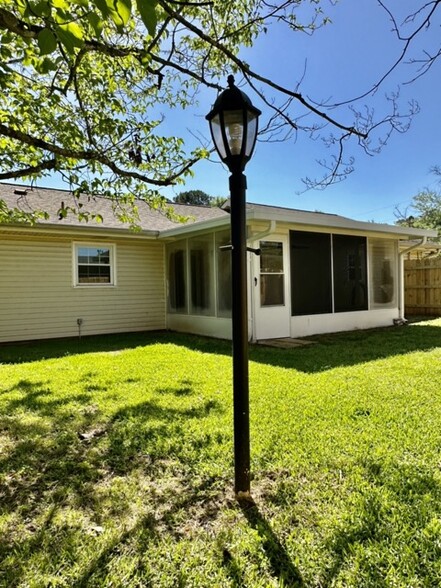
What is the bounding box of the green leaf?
[94,0,132,29]
[136,0,157,36]
[32,1,52,17]
[36,56,59,74]
[55,22,84,53]
[37,28,58,56]
[87,11,104,37]
[93,0,111,18]
[113,0,132,26]
[51,0,70,9]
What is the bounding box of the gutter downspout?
[246,221,277,342]
[398,236,427,320]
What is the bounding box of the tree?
[0,1,440,222]
[173,190,227,207]
[173,190,212,206]
[395,168,441,238]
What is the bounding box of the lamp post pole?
[229,170,250,495]
[206,76,261,497]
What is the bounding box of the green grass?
[1,320,441,587]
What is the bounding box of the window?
[166,231,232,318]
[216,230,232,317]
[369,239,397,308]
[168,241,187,313]
[260,241,285,306]
[290,231,332,315]
[189,234,215,316]
[74,244,114,286]
[333,235,368,312]
[290,231,368,315]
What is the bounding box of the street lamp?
[206,75,261,497]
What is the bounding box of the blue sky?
[161,0,441,224]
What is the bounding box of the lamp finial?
[227,75,235,88]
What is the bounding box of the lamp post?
[206,75,261,497]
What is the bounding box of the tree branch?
[0,123,186,186]
[0,7,40,37]
[0,158,57,180]
[319,0,441,107]
[158,0,366,138]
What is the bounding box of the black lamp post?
[206,75,261,497]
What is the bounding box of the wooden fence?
[404,258,441,316]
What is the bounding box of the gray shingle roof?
[0,183,229,233]
[1,182,437,241]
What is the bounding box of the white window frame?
[73,242,116,287]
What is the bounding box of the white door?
[253,237,290,340]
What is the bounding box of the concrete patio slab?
[256,337,315,349]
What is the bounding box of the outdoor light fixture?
[206,77,261,498]
[206,75,261,174]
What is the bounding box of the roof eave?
[0,222,160,239]
[158,216,230,239]
[247,206,438,238]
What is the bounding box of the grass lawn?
[1,319,441,587]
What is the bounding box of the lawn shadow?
[316,454,441,585]
[2,378,91,415]
[236,497,304,587]
[0,330,174,364]
[1,322,440,375]
[71,511,158,588]
[0,373,228,586]
[159,322,440,373]
[106,396,222,473]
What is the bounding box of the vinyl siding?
[0,235,165,342]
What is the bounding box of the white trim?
[159,216,229,239]
[72,242,117,287]
[291,308,398,338]
[254,235,290,340]
[167,314,232,339]
[1,224,159,240]
[330,234,335,313]
[366,236,372,310]
[246,204,437,239]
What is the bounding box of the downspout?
[247,220,277,342]
[398,236,427,320]
[248,220,277,244]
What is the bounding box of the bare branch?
[318,0,441,108]
[158,0,365,138]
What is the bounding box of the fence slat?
[404,258,441,316]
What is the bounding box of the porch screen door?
[254,238,290,340]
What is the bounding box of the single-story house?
[0,182,437,344]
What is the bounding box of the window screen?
[168,243,187,313]
[369,239,397,308]
[189,234,215,316]
[290,231,332,315]
[216,230,232,317]
[333,235,368,312]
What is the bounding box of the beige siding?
[0,235,165,342]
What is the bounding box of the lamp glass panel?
[245,115,258,158]
[210,114,227,159]
[223,110,245,156]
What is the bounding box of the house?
[0,182,437,344]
